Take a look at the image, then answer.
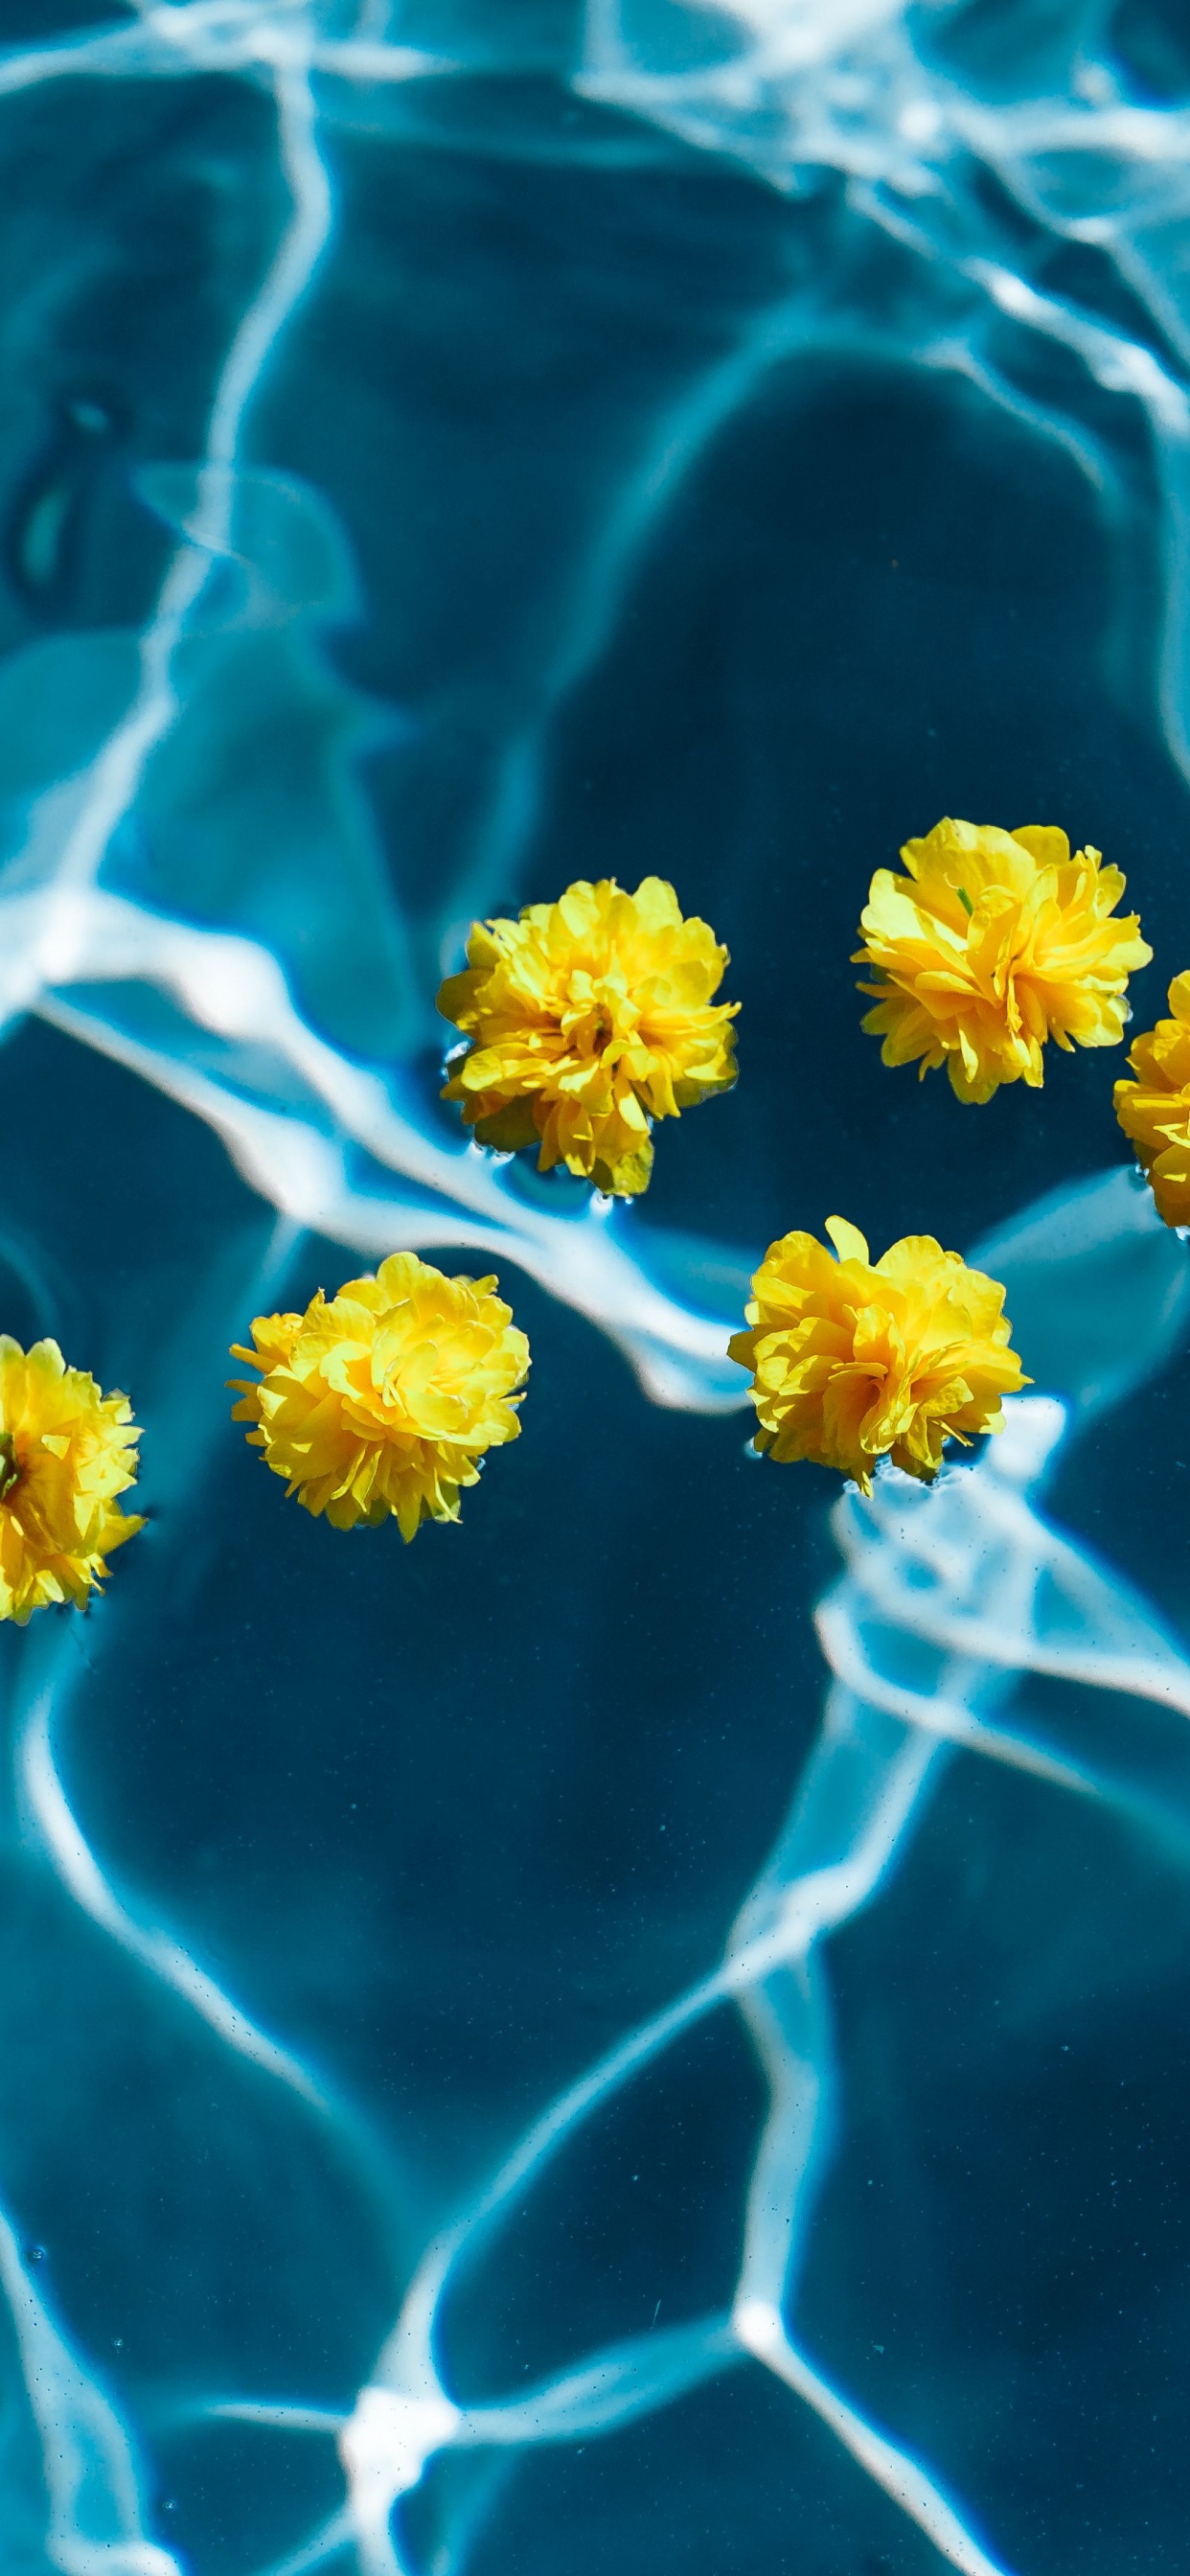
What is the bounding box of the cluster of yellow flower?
[438,874,739,1198]
[856,816,1150,1104]
[229,1256,530,1542]
[2,822,1180,1614]
[853,814,1190,1227]
[0,1338,142,1626]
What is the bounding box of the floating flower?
[1112,972,1190,1227]
[0,1338,143,1624]
[437,875,739,1196]
[728,1217,1027,1493]
[230,1252,530,1540]
[856,817,1150,1104]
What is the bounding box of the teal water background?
[1,3,1190,2569]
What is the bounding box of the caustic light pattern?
[729,1218,1026,1491]
[196,1378,1190,2576]
[857,819,1150,1103]
[2,3,1190,2576]
[230,1254,529,1538]
[438,877,738,1196]
[0,1338,141,1623]
[1113,972,1190,1230]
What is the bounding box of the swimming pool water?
[1,5,1189,2570]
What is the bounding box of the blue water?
[2,3,1190,2569]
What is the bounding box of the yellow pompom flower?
[728,1216,1027,1494]
[0,1338,143,1623]
[437,875,739,1196]
[230,1251,530,1541]
[1113,971,1190,1227]
[856,816,1151,1104]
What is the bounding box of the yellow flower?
[230,1252,530,1540]
[437,876,739,1196]
[856,817,1151,1103]
[0,1339,143,1624]
[1113,971,1190,1226]
[728,1216,1027,1494]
